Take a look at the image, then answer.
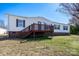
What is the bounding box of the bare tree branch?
[60,3,79,25]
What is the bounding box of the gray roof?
[6,14,69,25]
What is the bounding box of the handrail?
[21,23,54,32]
[21,23,34,32]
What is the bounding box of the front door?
[38,21,41,30]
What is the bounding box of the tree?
[59,3,79,34]
[0,20,5,28]
[60,3,79,25]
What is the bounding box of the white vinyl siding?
[7,14,70,33]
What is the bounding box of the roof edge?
[5,13,69,25]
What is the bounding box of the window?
[63,26,68,30]
[16,19,25,27]
[54,24,60,30]
[38,21,41,24]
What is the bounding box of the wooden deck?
[8,23,54,38]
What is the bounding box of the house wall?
[53,23,70,33]
[7,14,70,33]
[7,15,53,31]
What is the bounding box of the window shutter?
[16,19,18,27]
[23,20,25,27]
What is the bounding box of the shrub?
[70,24,79,34]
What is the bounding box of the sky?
[0,3,71,25]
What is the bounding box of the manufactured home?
[7,14,70,38]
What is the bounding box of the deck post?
[32,23,36,39]
[33,32,35,39]
[50,24,54,36]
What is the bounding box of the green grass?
[0,35,79,56]
[0,34,8,37]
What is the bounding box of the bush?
[70,24,79,34]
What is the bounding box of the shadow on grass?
[23,36,52,41]
[0,36,52,42]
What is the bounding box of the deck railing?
[21,23,53,32]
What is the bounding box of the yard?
[0,35,79,56]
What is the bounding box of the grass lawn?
[0,35,79,56]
